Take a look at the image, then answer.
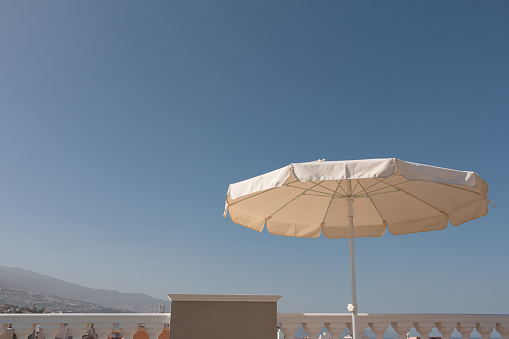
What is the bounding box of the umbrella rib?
[362,183,402,195]
[374,178,448,215]
[361,176,434,196]
[359,177,394,194]
[285,184,330,196]
[305,193,338,197]
[392,172,481,196]
[367,189,402,196]
[316,182,346,195]
[337,180,348,196]
[227,186,280,206]
[321,182,342,226]
[433,181,483,196]
[286,182,347,198]
[268,181,324,219]
[352,180,360,195]
[357,181,387,225]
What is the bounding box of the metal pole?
[346,180,358,339]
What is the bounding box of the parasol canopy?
[225,158,491,238]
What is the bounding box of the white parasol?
[224,158,492,339]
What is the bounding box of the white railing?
[0,314,170,339]
[277,314,509,339]
[2,313,509,339]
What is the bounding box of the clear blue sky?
[0,1,508,315]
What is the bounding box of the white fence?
[277,314,509,339]
[2,313,509,339]
[0,314,170,339]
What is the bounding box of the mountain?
[0,266,168,313]
[0,283,124,313]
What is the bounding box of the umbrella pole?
[346,180,358,339]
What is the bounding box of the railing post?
[437,322,457,339]
[13,324,35,339]
[415,322,435,339]
[279,323,300,339]
[303,322,323,339]
[144,323,162,339]
[392,322,412,339]
[39,324,63,339]
[67,323,90,339]
[370,322,389,339]
[327,322,347,339]
[457,322,476,339]
[496,323,509,339]
[476,323,495,339]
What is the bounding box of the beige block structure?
[167,294,282,339]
